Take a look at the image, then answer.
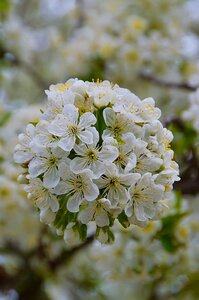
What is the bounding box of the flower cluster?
[14,79,179,244]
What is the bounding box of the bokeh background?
[1,0,199,299]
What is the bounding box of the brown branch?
[49,234,95,271]
[174,179,199,195]
[0,45,48,89]
[139,72,199,91]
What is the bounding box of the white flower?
[132,140,163,174]
[87,80,116,108]
[78,198,121,227]
[144,120,173,155]
[28,146,68,188]
[25,178,59,212]
[96,163,141,207]
[70,129,119,178]
[48,104,96,151]
[112,133,137,173]
[43,80,76,121]
[35,120,59,147]
[154,151,180,191]
[126,173,164,222]
[137,97,161,122]
[45,80,75,104]
[14,124,35,163]
[113,95,161,123]
[53,162,99,213]
[102,107,132,139]
[112,88,141,115]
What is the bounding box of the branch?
[139,72,199,91]
[174,179,199,195]
[49,234,95,271]
[0,45,48,89]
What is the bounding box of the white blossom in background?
[14,79,180,244]
[183,88,199,131]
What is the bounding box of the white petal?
[125,204,134,218]
[48,194,59,212]
[116,185,129,203]
[70,157,88,173]
[95,177,108,189]
[105,163,118,176]
[14,151,33,163]
[26,124,36,137]
[89,161,105,178]
[63,104,79,123]
[78,204,95,224]
[48,118,67,137]
[89,127,99,146]
[67,193,81,212]
[99,145,118,162]
[74,143,88,155]
[58,136,75,151]
[121,133,136,154]
[53,181,71,195]
[134,202,147,222]
[96,210,109,227]
[120,173,141,186]
[58,161,72,180]
[29,158,48,177]
[78,130,93,144]
[103,107,115,127]
[107,188,119,207]
[83,180,99,201]
[79,112,96,129]
[31,143,49,157]
[125,153,137,173]
[43,166,60,188]
[102,128,113,139]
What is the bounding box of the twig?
[0,46,48,89]
[174,179,199,195]
[49,235,95,271]
[139,72,199,91]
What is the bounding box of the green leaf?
[53,195,77,230]
[156,211,187,253]
[118,211,130,228]
[0,0,11,20]
[95,108,106,145]
[168,123,197,158]
[79,55,105,82]
[0,111,11,127]
[78,223,87,241]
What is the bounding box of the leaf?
[156,211,187,253]
[95,108,106,145]
[78,223,87,241]
[53,195,77,230]
[0,111,11,127]
[118,211,130,228]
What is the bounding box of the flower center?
[87,149,98,161]
[68,125,79,136]
[116,153,125,165]
[109,177,120,188]
[73,176,84,191]
[47,155,58,166]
